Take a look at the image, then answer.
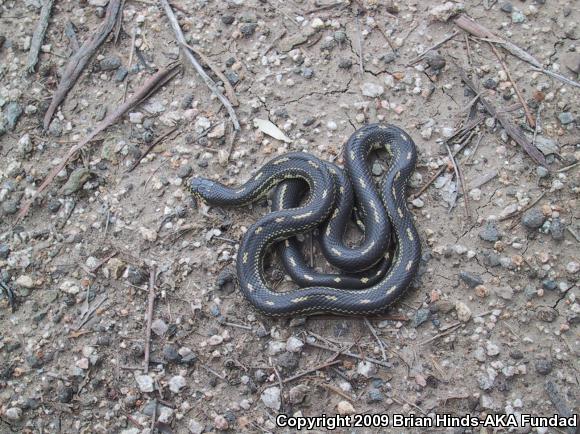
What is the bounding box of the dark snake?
[188,123,421,316]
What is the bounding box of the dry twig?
[159,0,240,130]
[143,266,157,373]
[18,63,180,220]
[282,360,341,384]
[27,0,55,73]
[407,30,458,65]
[446,143,470,220]
[306,340,391,368]
[43,0,122,129]
[127,126,178,172]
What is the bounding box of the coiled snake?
[189,124,421,316]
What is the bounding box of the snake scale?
[188,123,421,316]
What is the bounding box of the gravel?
[521,208,546,229]
[459,271,483,288]
[479,221,501,242]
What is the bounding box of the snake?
[188,123,421,316]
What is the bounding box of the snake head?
[188,178,214,200]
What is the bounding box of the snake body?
[189,124,421,316]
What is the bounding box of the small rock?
[240,23,257,37]
[151,319,168,337]
[500,2,513,13]
[429,1,465,22]
[168,375,186,393]
[221,15,235,25]
[99,56,121,71]
[511,10,525,23]
[326,120,338,131]
[536,307,557,323]
[483,78,498,89]
[214,415,229,431]
[338,58,353,69]
[536,166,549,178]
[411,308,430,328]
[357,360,376,377]
[4,102,23,131]
[62,168,91,195]
[496,286,514,300]
[261,387,281,410]
[535,359,552,375]
[411,198,424,208]
[163,345,180,363]
[456,301,472,322]
[521,208,546,229]
[425,52,446,70]
[136,374,155,392]
[558,112,575,125]
[286,336,304,353]
[486,342,500,356]
[566,261,579,274]
[542,279,557,291]
[479,221,501,242]
[58,386,74,403]
[188,419,204,434]
[4,407,22,421]
[208,335,224,346]
[2,199,19,215]
[127,266,147,285]
[459,271,483,288]
[367,388,384,403]
[311,17,324,29]
[302,67,314,79]
[129,112,144,124]
[115,67,128,82]
[16,275,34,289]
[177,164,193,178]
[550,217,565,241]
[289,384,309,404]
[361,82,384,98]
[337,400,356,415]
[0,244,10,259]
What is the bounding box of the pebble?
[289,384,309,404]
[367,388,384,403]
[302,67,314,79]
[500,2,513,13]
[469,188,482,201]
[311,17,324,29]
[129,112,143,124]
[163,345,180,363]
[136,374,155,392]
[338,58,352,69]
[411,308,431,328]
[58,386,74,403]
[261,387,281,410]
[411,198,424,208]
[240,23,257,37]
[15,275,34,289]
[511,10,525,23]
[177,164,193,178]
[486,342,500,356]
[566,261,579,274]
[214,415,229,430]
[483,78,498,89]
[326,120,338,131]
[361,82,384,98]
[48,118,63,137]
[535,359,552,375]
[221,15,235,25]
[334,31,347,43]
[188,419,204,434]
[459,271,483,288]
[542,279,557,291]
[429,2,465,22]
[357,360,377,377]
[2,199,20,215]
[286,336,304,353]
[0,244,10,259]
[151,319,168,336]
[127,266,147,285]
[496,286,514,300]
[4,407,22,421]
[521,207,546,229]
[558,112,575,125]
[62,167,91,195]
[4,102,23,131]
[208,335,224,346]
[337,400,356,415]
[479,221,501,242]
[99,56,121,71]
[168,375,186,393]
[425,52,446,71]
[115,67,128,82]
[536,166,549,178]
[456,301,472,322]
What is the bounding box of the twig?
[282,360,341,384]
[143,266,157,373]
[43,0,122,129]
[532,104,542,149]
[557,161,579,173]
[499,191,545,222]
[123,29,137,103]
[27,0,55,73]
[455,14,580,88]
[305,340,391,368]
[464,33,472,66]
[18,63,180,220]
[159,0,240,130]
[319,383,353,402]
[222,321,252,331]
[226,126,238,162]
[201,364,225,380]
[418,322,461,346]
[354,10,364,75]
[407,30,458,65]
[262,29,287,56]
[488,42,535,128]
[457,66,547,168]
[181,42,239,107]
[446,143,470,220]
[392,396,428,416]
[127,127,178,172]
[363,318,386,361]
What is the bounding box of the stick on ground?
[43,0,122,129]
[18,63,180,220]
[159,0,240,131]
[143,266,157,373]
[27,0,55,73]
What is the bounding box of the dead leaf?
[253,118,292,143]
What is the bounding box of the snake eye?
[189,178,213,198]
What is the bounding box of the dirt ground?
[0,0,578,433]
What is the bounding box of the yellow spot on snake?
[308,160,319,169]
[400,133,407,141]
[406,260,413,271]
[254,172,263,181]
[398,208,404,218]
[247,283,254,292]
[395,171,401,181]
[360,299,371,304]
[273,157,289,165]
[322,189,328,199]
[255,227,263,234]
[392,186,397,199]
[331,209,339,219]
[388,285,397,294]
[304,274,314,281]
[242,252,248,263]
[236,188,245,194]
[325,295,338,301]
[359,177,367,188]
[339,186,345,194]
[361,241,375,255]
[406,228,414,241]
[285,240,290,247]
[407,151,412,160]
[326,226,331,236]
[289,257,297,267]
[265,301,275,306]
[276,217,285,223]
[291,296,309,303]
[328,167,336,174]
[331,248,342,256]
[350,150,356,160]
[334,277,341,283]
[360,277,369,284]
